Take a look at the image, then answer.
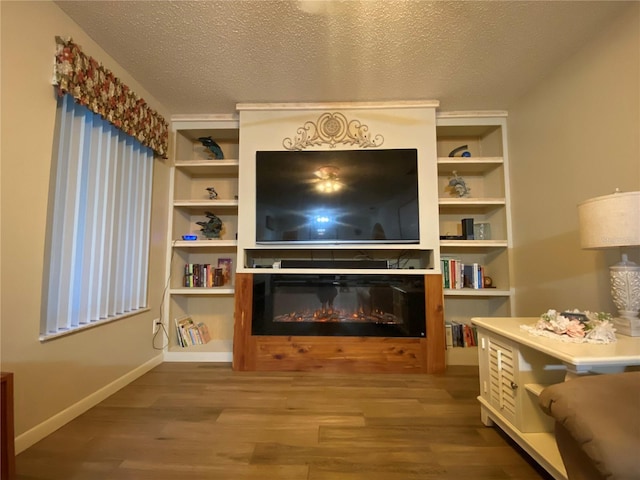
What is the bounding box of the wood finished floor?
[16,363,553,480]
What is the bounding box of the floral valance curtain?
[53,36,168,158]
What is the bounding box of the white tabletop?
[471,317,640,368]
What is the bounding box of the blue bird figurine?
[197,136,224,159]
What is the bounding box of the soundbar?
[279,259,389,269]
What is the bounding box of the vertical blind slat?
[58,100,88,330]
[51,97,78,330]
[45,95,72,333]
[90,121,109,322]
[99,126,118,319]
[139,150,153,308]
[77,113,101,324]
[122,138,135,312]
[111,134,127,315]
[130,146,142,309]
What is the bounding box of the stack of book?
[183,264,224,287]
[445,321,478,348]
[441,257,485,289]
[175,316,211,347]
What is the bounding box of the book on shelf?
[445,321,478,348]
[442,260,486,290]
[462,263,485,289]
[441,256,464,289]
[463,324,477,347]
[197,322,211,343]
[184,263,227,288]
[175,316,211,347]
[441,258,450,288]
[217,257,232,286]
[175,316,191,347]
[445,323,453,348]
[213,268,223,286]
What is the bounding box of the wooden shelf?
[169,287,235,295]
[437,157,503,174]
[444,288,510,297]
[173,199,239,208]
[438,199,506,217]
[243,267,435,275]
[524,383,548,397]
[167,339,233,353]
[165,339,234,362]
[173,239,238,248]
[440,240,508,248]
[438,197,506,206]
[435,118,505,140]
[174,159,239,175]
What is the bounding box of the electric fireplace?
[252,274,427,337]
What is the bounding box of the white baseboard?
[15,354,164,454]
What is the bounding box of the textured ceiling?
[55,0,630,116]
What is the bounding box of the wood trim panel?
[253,336,426,373]
[232,273,446,374]
[232,273,255,371]
[425,273,446,373]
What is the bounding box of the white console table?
[471,317,640,480]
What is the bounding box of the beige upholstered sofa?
[538,371,640,480]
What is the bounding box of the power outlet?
[152,318,161,335]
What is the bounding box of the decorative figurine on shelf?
[446,170,471,197]
[448,145,471,157]
[206,187,218,199]
[197,136,224,159]
[196,211,223,239]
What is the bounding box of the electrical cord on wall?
[153,241,175,350]
[395,250,413,269]
[152,321,169,350]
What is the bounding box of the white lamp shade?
[578,191,640,249]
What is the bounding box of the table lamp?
[578,190,640,336]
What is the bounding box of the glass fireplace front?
[252,274,426,337]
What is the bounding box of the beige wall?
[508,4,640,316]
[0,1,170,445]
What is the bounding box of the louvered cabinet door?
[487,336,518,424]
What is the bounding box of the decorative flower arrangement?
[521,309,617,344]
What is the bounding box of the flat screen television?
[255,149,420,244]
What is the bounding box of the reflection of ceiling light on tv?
[317,180,342,193]
[314,165,342,193]
[315,216,330,223]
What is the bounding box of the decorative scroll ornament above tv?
[283,112,384,150]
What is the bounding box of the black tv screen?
[255,149,420,244]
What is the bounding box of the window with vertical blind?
[41,93,154,340]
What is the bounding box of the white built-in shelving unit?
[436,112,514,366]
[161,108,514,366]
[163,115,240,361]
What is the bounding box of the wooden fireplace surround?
[232,273,446,374]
